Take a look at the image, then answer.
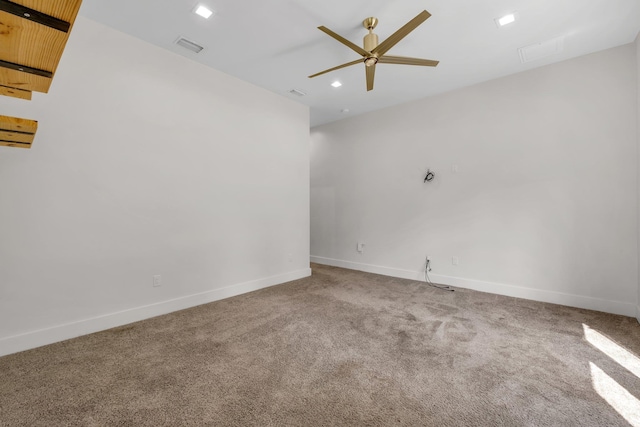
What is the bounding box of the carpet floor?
[1,263,640,426]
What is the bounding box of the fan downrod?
[363,17,379,52]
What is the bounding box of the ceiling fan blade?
[372,10,431,57]
[318,26,369,57]
[377,55,439,67]
[308,58,363,78]
[366,63,375,91]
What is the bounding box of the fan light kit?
[331,81,342,88]
[309,10,439,92]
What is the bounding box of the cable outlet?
[153,274,162,287]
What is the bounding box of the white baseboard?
[311,256,636,318]
[0,268,311,357]
[637,305,640,324]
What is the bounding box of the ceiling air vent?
[518,36,564,63]
[175,37,204,53]
[289,89,306,97]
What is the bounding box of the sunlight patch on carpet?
[583,324,640,378]
[589,362,640,426]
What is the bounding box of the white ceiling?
[79,0,640,127]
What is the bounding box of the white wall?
[636,33,640,323]
[311,44,637,317]
[0,17,310,356]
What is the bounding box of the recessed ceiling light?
[195,5,214,19]
[496,13,516,27]
[331,81,342,88]
[341,108,350,114]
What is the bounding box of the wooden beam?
[0,0,70,32]
[0,129,34,143]
[0,114,37,133]
[12,0,82,23]
[0,139,32,148]
[0,68,51,93]
[0,59,53,78]
[0,115,37,148]
[0,11,67,77]
[0,0,82,93]
[0,84,31,99]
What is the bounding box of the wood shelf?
[0,114,38,148]
[0,0,82,96]
[0,84,31,99]
[0,1,82,148]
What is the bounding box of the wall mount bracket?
[424,169,435,182]
[0,0,70,32]
[0,59,53,78]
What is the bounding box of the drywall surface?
[0,16,310,356]
[311,43,637,316]
[637,33,640,323]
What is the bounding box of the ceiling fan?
[309,10,439,91]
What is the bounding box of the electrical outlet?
[452,257,459,266]
[357,242,365,253]
[153,274,161,287]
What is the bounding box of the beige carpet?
[1,264,640,426]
